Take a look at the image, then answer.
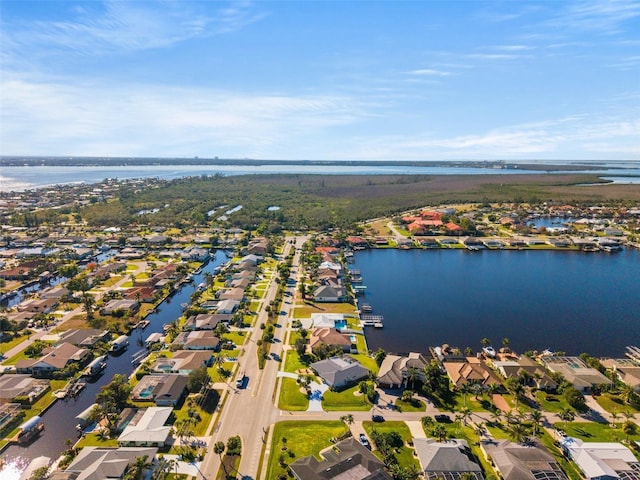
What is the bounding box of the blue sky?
[1,0,639,160]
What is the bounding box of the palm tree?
[502,337,510,351]
[622,420,637,443]
[490,409,503,426]
[340,414,354,428]
[503,410,515,425]
[481,337,491,348]
[214,441,226,475]
[433,424,448,442]
[460,406,472,426]
[529,410,544,436]
[610,410,619,427]
[459,382,472,408]
[509,421,529,443]
[559,408,575,428]
[474,422,487,441]
[407,367,419,390]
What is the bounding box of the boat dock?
[360,314,384,328]
[625,345,640,363]
[353,285,367,295]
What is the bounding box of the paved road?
[200,236,307,480]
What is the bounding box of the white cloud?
[406,69,452,77]
[549,0,640,34]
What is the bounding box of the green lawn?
[278,377,309,411]
[395,398,426,412]
[322,385,371,411]
[293,302,357,318]
[283,350,308,374]
[555,421,640,443]
[362,420,418,470]
[350,353,379,375]
[75,432,119,448]
[594,392,640,414]
[0,333,31,353]
[265,421,348,480]
[221,331,246,347]
[535,391,572,413]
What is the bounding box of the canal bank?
[1,253,228,464]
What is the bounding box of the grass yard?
[535,391,573,413]
[594,392,640,414]
[75,432,119,448]
[278,377,309,411]
[172,391,219,436]
[349,352,379,375]
[0,333,31,352]
[362,420,418,470]
[395,398,426,412]
[265,421,348,480]
[293,302,357,318]
[555,421,640,443]
[283,350,309,374]
[322,385,372,411]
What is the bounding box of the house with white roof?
[118,407,172,447]
[560,437,640,480]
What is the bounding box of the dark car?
[371,414,385,422]
[435,414,452,423]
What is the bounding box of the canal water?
[355,248,640,357]
[2,253,227,466]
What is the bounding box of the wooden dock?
[361,314,384,328]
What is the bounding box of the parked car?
[371,414,385,422]
[359,433,370,448]
[435,414,452,423]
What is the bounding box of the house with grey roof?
[0,375,49,403]
[152,350,213,374]
[541,356,612,392]
[61,446,157,480]
[310,356,370,389]
[414,438,484,480]
[313,285,347,303]
[481,439,568,480]
[289,437,392,480]
[377,352,429,389]
[131,374,188,406]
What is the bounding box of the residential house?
[172,331,220,351]
[541,356,612,392]
[16,297,59,314]
[377,352,429,389]
[443,357,502,389]
[16,342,90,376]
[309,328,353,354]
[313,285,347,303]
[58,329,111,348]
[414,438,484,480]
[480,440,568,480]
[101,299,140,316]
[218,287,245,302]
[216,299,240,314]
[152,350,214,374]
[131,374,188,406]
[61,446,158,480]
[0,375,49,403]
[237,254,263,266]
[289,437,392,480]
[118,407,172,447]
[600,358,640,392]
[492,356,557,391]
[183,314,231,331]
[560,437,640,480]
[310,356,369,388]
[39,286,70,300]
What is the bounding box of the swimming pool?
[350,335,357,343]
[335,320,347,330]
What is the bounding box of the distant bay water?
[355,248,640,358]
[2,161,640,191]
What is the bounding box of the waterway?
[355,248,640,358]
[1,253,227,467]
[2,160,640,191]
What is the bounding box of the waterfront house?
[172,331,221,351]
[237,254,263,266]
[0,375,49,404]
[289,437,392,480]
[60,446,158,480]
[16,297,59,314]
[313,285,347,302]
[58,328,111,348]
[377,352,429,389]
[443,357,502,389]
[413,438,484,480]
[560,437,640,480]
[492,356,557,391]
[480,439,568,480]
[216,298,240,314]
[541,356,612,392]
[16,342,90,377]
[310,313,346,329]
[100,299,140,316]
[39,286,70,300]
[131,374,188,406]
[152,350,214,374]
[308,328,353,354]
[123,287,156,303]
[600,358,640,392]
[184,313,231,330]
[218,287,245,301]
[310,356,369,389]
[118,407,172,447]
